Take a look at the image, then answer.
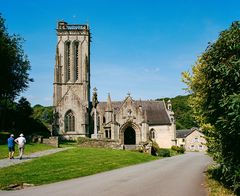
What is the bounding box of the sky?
[1,0,240,106]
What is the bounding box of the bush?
[157,148,171,157]
[76,137,91,144]
[151,142,160,156]
[171,145,185,154]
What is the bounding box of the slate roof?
[138,101,171,125]
[97,100,171,125]
[176,129,194,138]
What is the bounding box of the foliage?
[157,95,197,129]
[207,165,236,196]
[151,141,160,156]
[157,148,171,157]
[171,145,185,154]
[76,137,92,144]
[0,147,158,189]
[182,21,240,194]
[32,105,53,128]
[0,98,50,138]
[0,14,32,101]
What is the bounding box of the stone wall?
[77,137,122,149]
[42,136,59,147]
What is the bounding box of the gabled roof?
[97,98,171,125]
[136,100,171,125]
[176,128,200,138]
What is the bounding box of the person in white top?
[15,133,26,160]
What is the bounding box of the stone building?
[53,21,176,148]
[93,93,176,148]
[53,21,91,139]
[176,128,207,152]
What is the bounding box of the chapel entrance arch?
[124,127,136,144]
[120,122,141,145]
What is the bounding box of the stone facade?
[53,21,176,148]
[53,21,90,138]
[176,128,207,152]
[94,94,176,148]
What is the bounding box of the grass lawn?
[0,147,158,189]
[0,143,55,159]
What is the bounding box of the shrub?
[77,137,91,144]
[151,142,160,156]
[157,148,171,157]
[171,145,185,154]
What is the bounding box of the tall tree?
[182,21,240,194]
[0,14,32,130]
[0,14,32,101]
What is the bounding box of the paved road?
[0,152,212,196]
[0,147,73,168]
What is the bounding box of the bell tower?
[53,21,90,138]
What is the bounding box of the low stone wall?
[42,136,59,147]
[77,137,122,149]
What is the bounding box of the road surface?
[0,152,212,196]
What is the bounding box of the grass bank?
[0,143,55,159]
[0,147,158,189]
[206,165,236,196]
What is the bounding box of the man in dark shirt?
[7,134,15,159]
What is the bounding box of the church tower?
[53,21,90,138]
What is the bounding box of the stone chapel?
[53,21,176,148]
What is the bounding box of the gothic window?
[74,42,79,81]
[64,110,75,132]
[150,129,156,140]
[65,41,71,82]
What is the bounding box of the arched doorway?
[124,127,136,144]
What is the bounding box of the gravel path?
[0,147,73,168]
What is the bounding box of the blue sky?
[1,0,240,106]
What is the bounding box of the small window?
[182,138,185,142]
[105,130,111,139]
[105,130,108,138]
[103,116,106,123]
[194,137,199,142]
[150,129,155,139]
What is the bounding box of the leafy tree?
[157,95,197,129]
[0,14,32,101]
[32,105,53,128]
[182,21,240,193]
[0,14,32,130]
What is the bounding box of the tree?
[0,14,32,130]
[156,95,197,129]
[0,14,32,101]
[182,21,240,193]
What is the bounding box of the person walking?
[15,133,26,160]
[7,134,15,159]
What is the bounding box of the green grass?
[0,147,158,189]
[206,166,236,196]
[0,143,55,159]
